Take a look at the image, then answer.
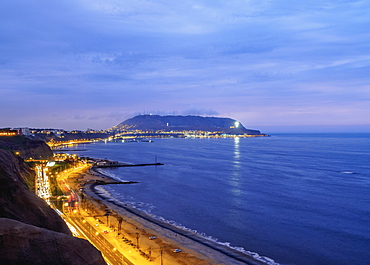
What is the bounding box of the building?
[14,127,31,136]
[0,128,18,136]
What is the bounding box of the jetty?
[93,159,163,168]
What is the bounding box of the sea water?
[71,133,370,265]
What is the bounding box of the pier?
[93,159,163,168]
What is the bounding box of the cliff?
[0,148,69,233]
[0,136,53,160]
[0,137,105,264]
[113,115,262,135]
[0,218,104,265]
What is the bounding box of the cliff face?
[114,115,262,135]
[0,137,106,265]
[0,136,53,160]
[0,148,70,233]
[0,218,105,265]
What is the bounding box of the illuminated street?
[52,164,159,265]
[34,161,53,204]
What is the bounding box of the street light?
[135,232,140,249]
[104,213,110,226]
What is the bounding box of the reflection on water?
[230,137,242,197]
[233,137,241,164]
[73,135,370,265]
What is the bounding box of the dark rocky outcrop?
[0,136,53,160]
[0,218,105,265]
[0,137,106,265]
[0,148,70,233]
[113,115,262,135]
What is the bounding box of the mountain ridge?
[113,115,262,135]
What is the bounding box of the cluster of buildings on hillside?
[1,117,268,141]
[0,128,106,138]
[0,128,19,136]
[1,127,268,141]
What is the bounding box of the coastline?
[72,166,273,265]
[53,134,370,265]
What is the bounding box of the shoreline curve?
[83,166,276,265]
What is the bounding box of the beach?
[63,164,268,265]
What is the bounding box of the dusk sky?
[1,0,370,133]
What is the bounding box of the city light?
[46,161,56,167]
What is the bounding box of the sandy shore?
[67,165,270,265]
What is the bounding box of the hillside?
[0,135,53,160]
[113,115,262,135]
[0,137,105,264]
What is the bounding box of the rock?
[0,137,106,265]
[0,136,53,160]
[0,218,105,265]
[0,149,70,234]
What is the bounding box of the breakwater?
[95,162,164,168]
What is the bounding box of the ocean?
[71,133,370,265]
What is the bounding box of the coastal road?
[55,165,149,265]
[67,215,134,265]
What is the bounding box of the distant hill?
[113,115,262,135]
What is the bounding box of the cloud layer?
[1,0,370,132]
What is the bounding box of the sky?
[1,0,370,133]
